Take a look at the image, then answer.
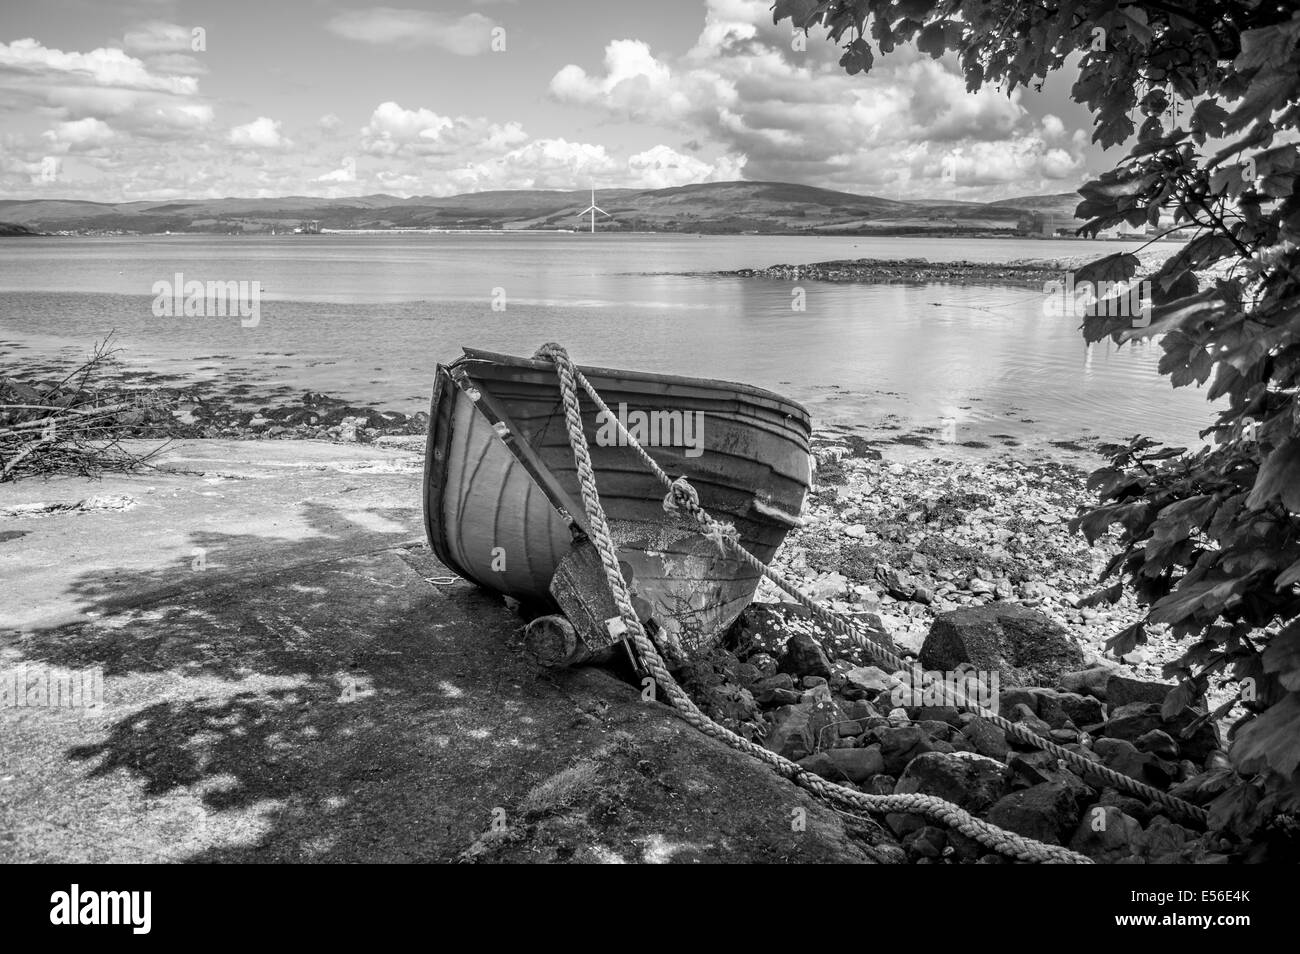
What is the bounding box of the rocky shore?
[5,354,1256,863]
[1,372,428,448]
[669,434,1254,863]
[718,258,1067,285]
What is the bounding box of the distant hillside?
[990,193,1083,217]
[0,181,1088,236]
[0,221,43,237]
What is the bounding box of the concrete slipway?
[0,439,877,863]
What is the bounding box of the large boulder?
[893,751,1010,814]
[920,604,1084,688]
[985,782,1080,845]
[776,632,833,681]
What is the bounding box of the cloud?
[360,101,526,157]
[548,0,1087,198]
[0,37,197,94]
[229,116,287,149]
[122,22,197,55]
[326,8,498,54]
[41,117,115,153]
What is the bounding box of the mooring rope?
[532,342,1118,863]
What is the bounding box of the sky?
[0,0,1123,202]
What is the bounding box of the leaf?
[772,0,822,28]
[1161,679,1198,720]
[1192,100,1229,139]
[838,37,873,75]
[1234,21,1300,73]
[1232,691,1300,777]
[1246,438,1300,512]
[1074,251,1140,288]
[1208,781,1262,836]
[1149,574,1250,625]
[1262,620,1300,691]
[1276,557,1300,589]
[1107,621,1145,657]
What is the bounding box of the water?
[0,232,1216,451]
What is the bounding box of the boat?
[423,347,813,660]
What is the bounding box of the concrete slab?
[0,440,882,863]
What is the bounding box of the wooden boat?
[423,347,812,660]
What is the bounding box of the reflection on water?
[0,233,1215,450]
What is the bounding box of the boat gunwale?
[455,347,812,428]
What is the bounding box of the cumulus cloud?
[229,116,287,149]
[326,8,498,55]
[360,101,526,157]
[41,117,115,153]
[548,0,1086,198]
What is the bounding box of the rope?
[532,343,1209,828]
[532,343,1101,863]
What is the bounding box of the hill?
[0,181,1088,236]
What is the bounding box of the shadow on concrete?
[8,502,880,863]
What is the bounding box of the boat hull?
[423,348,812,657]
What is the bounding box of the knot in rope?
[663,476,701,515]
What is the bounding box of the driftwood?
[0,335,172,482]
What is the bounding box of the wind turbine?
[577,188,611,234]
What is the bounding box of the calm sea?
[0,232,1215,452]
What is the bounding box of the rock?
[894,751,1010,814]
[1101,702,1220,763]
[1008,752,1094,799]
[997,687,1039,718]
[752,673,801,707]
[843,665,897,695]
[755,687,801,707]
[1059,664,1116,699]
[885,811,925,839]
[1092,737,1177,788]
[764,698,845,761]
[876,564,915,601]
[866,774,896,795]
[1008,703,1053,739]
[1134,729,1180,760]
[1034,688,1104,729]
[871,725,937,776]
[909,705,962,726]
[986,782,1080,846]
[777,632,833,681]
[911,585,935,605]
[1069,805,1144,863]
[797,745,885,784]
[1094,786,1155,825]
[961,717,1011,761]
[903,825,947,860]
[842,699,878,722]
[802,675,828,690]
[1105,675,1174,708]
[921,604,1084,688]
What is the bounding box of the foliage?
[775,0,1300,841]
